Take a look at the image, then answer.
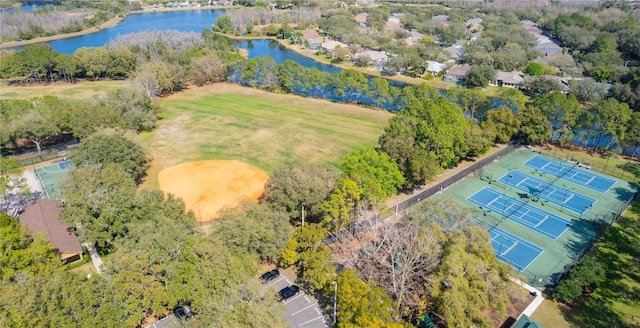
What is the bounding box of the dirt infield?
[158,160,268,222]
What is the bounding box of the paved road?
[266,275,330,328]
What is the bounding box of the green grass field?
[141,83,392,189]
[0,80,124,100]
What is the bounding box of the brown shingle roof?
[19,199,82,254]
[301,29,320,39]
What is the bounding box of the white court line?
[516,177,528,187]
[563,194,574,204]
[535,215,549,228]
[292,303,317,316]
[586,176,595,184]
[540,162,550,170]
[486,197,499,207]
[298,316,325,327]
[501,241,518,256]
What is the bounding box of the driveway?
[266,274,330,328]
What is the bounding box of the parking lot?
[266,274,330,328]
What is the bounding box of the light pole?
[301,202,305,226]
[332,281,337,325]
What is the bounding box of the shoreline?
[0,16,124,49]
[0,6,237,50]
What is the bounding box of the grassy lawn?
[0,80,124,100]
[140,83,392,190]
[532,300,573,328]
[559,199,640,327]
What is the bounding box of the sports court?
[467,187,571,240]
[435,148,638,287]
[498,170,595,214]
[34,160,72,201]
[477,220,543,272]
[524,155,616,193]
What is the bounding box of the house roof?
[446,64,471,76]
[432,15,449,22]
[355,50,388,61]
[512,314,545,328]
[19,199,82,254]
[426,61,446,73]
[495,71,525,85]
[466,18,483,26]
[322,40,348,50]
[354,13,368,23]
[444,46,462,59]
[301,29,320,39]
[542,75,570,92]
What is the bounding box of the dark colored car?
[260,269,280,282]
[278,285,300,302]
[174,305,194,320]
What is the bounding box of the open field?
[141,83,392,190]
[0,80,124,100]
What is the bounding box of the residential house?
[542,74,570,93]
[300,29,322,50]
[425,61,447,75]
[491,71,525,88]
[432,15,450,26]
[466,18,483,30]
[321,40,348,56]
[19,199,83,264]
[444,64,471,83]
[384,16,403,32]
[353,50,388,66]
[443,46,463,62]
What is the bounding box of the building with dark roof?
[19,199,83,263]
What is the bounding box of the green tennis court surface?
[524,155,616,193]
[34,160,72,201]
[435,149,638,287]
[498,170,595,214]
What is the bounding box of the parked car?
[278,285,300,302]
[260,269,280,282]
[174,305,195,320]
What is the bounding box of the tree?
[533,92,580,133]
[280,224,335,292]
[367,78,391,108]
[379,93,469,186]
[481,107,521,143]
[524,76,562,97]
[212,202,293,262]
[262,162,339,224]
[190,55,226,86]
[99,88,158,132]
[464,65,496,88]
[340,147,404,204]
[621,112,640,158]
[9,99,60,155]
[517,106,552,144]
[336,269,403,328]
[73,47,109,79]
[523,62,544,76]
[464,120,495,158]
[73,129,149,184]
[320,178,363,232]
[569,79,608,104]
[61,163,136,249]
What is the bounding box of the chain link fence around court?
[523,187,640,288]
[324,142,519,246]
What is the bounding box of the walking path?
[511,278,545,317]
[82,242,104,274]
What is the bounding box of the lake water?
[43,10,225,54]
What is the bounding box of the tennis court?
[467,187,572,240]
[34,160,72,201]
[524,155,616,193]
[477,220,543,272]
[498,170,596,214]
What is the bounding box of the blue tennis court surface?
[498,170,595,214]
[477,220,543,271]
[58,160,72,171]
[524,155,616,193]
[467,187,572,239]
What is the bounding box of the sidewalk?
[82,242,104,274]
